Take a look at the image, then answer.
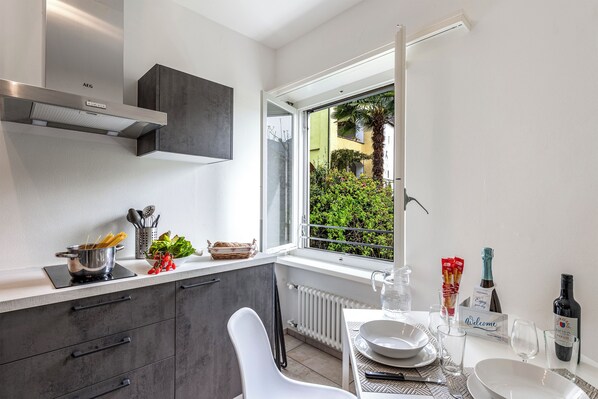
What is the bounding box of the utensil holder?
[135,227,157,259]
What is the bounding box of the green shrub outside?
[309,166,394,260]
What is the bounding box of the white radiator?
[288,284,371,350]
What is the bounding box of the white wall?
[275,0,598,361]
[273,0,463,88]
[0,0,274,268]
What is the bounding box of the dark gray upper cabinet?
[137,64,233,163]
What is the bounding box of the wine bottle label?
[554,314,578,347]
[472,286,494,311]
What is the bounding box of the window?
[302,90,395,262]
[261,95,298,253]
[263,26,407,269]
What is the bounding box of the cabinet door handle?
[181,278,221,289]
[71,337,132,358]
[87,378,131,399]
[72,295,132,311]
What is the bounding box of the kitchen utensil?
[466,374,493,399]
[126,212,135,227]
[510,319,539,362]
[474,358,589,399]
[142,205,155,228]
[152,214,160,228]
[354,334,436,368]
[447,378,464,399]
[142,205,155,218]
[127,208,142,228]
[364,371,445,385]
[135,227,157,259]
[544,330,579,382]
[137,210,145,227]
[55,244,124,279]
[437,325,466,376]
[359,320,428,359]
[371,265,412,319]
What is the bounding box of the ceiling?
[171,0,363,49]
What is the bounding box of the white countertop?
[0,253,277,313]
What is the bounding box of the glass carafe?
[371,265,412,319]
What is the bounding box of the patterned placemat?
[551,369,598,399]
[349,321,472,398]
[349,321,598,398]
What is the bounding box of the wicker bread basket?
[207,239,257,260]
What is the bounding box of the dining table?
[341,309,598,398]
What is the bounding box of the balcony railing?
[301,223,394,252]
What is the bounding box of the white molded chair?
[228,307,357,399]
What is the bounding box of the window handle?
[404,188,429,214]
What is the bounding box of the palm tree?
[331,91,394,182]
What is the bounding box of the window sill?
[275,255,373,285]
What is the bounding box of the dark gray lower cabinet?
[56,357,175,399]
[0,283,175,365]
[0,264,274,398]
[175,264,275,399]
[0,320,174,399]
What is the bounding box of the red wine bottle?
[481,247,502,313]
[553,274,581,363]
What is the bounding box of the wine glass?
[510,319,539,362]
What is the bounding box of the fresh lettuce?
[146,231,196,258]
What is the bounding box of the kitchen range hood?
[0,0,166,139]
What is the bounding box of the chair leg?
[274,276,287,369]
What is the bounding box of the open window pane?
[306,90,395,261]
[264,100,295,250]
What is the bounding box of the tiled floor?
[281,333,356,394]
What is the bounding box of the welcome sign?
[459,298,509,343]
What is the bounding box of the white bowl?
[474,358,589,399]
[354,334,437,368]
[145,255,193,269]
[359,320,429,359]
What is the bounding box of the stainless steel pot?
[56,244,124,279]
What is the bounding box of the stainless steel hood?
[0,0,166,139]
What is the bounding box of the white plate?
[354,334,436,368]
[467,374,494,399]
[474,358,588,399]
[360,319,429,359]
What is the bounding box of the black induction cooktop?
[43,263,137,289]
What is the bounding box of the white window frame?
[286,27,406,272]
[260,92,301,254]
[264,26,408,272]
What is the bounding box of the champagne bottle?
[472,247,502,313]
[553,274,581,363]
